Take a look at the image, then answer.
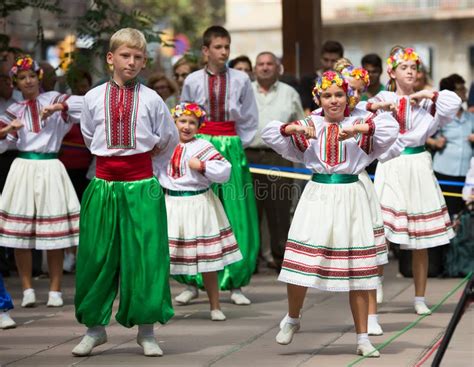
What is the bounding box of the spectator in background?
[172,55,199,97]
[39,61,57,92]
[361,53,385,101]
[229,55,253,80]
[428,74,474,217]
[414,63,433,92]
[147,72,178,109]
[300,40,344,113]
[248,51,304,271]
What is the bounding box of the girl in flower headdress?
[0,55,83,308]
[370,46,461,316]
[316,58,392,336]
[154,102,242,321]
[262,71,398,357]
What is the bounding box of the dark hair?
[321,40,344,57]
[202,26,231,47]
[229,55,252,70]
[361,53,382,70]
[439,74,465,92]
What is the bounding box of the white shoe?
[175,286,198,305]
[368,322,384,336]
[137,336,163,357]
[415,302,432,315]
[376,282,383,304]
[356,341,380,357]
[210,309,226,321]
[72,333,107,356]
[47,292,64,307]
[21,289,36,308]
[276,322,300,345]
[279,312,302,329]
[230,289,251,305]
[0,312,16,329]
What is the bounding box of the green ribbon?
[18,152,58,160]
[311,173,359,184]
[401,145,426,155]
[164,187,210,197]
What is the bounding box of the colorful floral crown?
[171,102,207,125]
[312,71,348,99]
[386,47,420,71]
[9,55,43,80]
[341,66,370,89]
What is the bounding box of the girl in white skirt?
[155,102,242,321]
[262,71,398,357]
[311,59,393,335]
[369,47,461,315]
[0,55,83,308]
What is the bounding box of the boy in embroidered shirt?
[73,28,178,357]
[156,102,243,321]
[177,25,259,306]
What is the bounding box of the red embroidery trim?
[397,97,407,134]
[326,123,339,166]
[170,144,185,179]
[430,91,439,117]
[280,122,291,137]
[29,99,40,133]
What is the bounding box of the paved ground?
[0,262,472,367]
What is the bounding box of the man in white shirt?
[248,51,305,270]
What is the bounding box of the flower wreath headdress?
[9,55,43,81]
[171,102,207,126]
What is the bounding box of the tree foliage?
[121,0,225,46]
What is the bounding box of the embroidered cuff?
[431,91,439,103]
[365,118,375,136]
[199,161,206,174]
[280,122,292,137]
[366,102,375,112]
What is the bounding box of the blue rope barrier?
[248,163,465,187]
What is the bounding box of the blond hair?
[333,57,353,73]
[109,28,147,53]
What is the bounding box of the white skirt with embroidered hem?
[0,158,80,250]
[374,151,454,250]
[166,189,242,275]
[278,180,379,292]
[359,170,388,266]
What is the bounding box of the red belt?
[96,152,153,181]
[198,120,236,136]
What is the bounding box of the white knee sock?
[414,296,426,304]
[357,333,370,344]
[86,325,106,337]
[286,316,300,325]
[368,314,379,326]
[138,324,154,338]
